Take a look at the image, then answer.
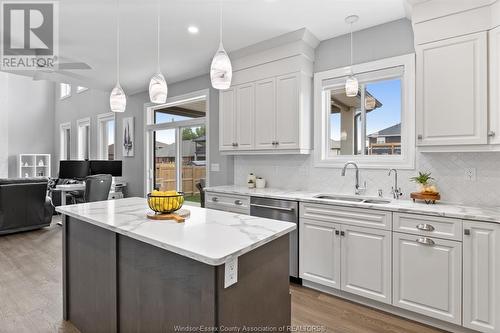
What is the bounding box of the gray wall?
[53,74,233,197]
[54,87,148,197]
[4,73,55,178]
[0,73,8,178]
[315,18,414,72]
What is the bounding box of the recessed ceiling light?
[188,26,199,34]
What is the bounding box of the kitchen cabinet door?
[489,26,500,144]
[299,218,340,289]
[219,88,236,151]
[416,32,487,146]
[393,233,462,324]
[463,221,500,333]
[254,78,276,150]
[235,83,255,150]
[276,73,300,149]
[340,225,392,304]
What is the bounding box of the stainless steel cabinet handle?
[417,134,423,140]
[488,131,496,137]
[232,142,239,147]
[250,203,295,212]
[275,141,279,145]
[464,229,471,236]
[416,223,435,232]
[335,230,340,236]
[234,200,243,206]
[416,237,435,246]
[211,197,219,202]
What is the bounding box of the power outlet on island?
[224,257,238,288]
[465,167,477,181]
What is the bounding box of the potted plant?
[410,171,437,193]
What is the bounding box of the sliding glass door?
[145,94,208,204]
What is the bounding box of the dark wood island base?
[63,216,291,333]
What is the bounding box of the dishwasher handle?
[250,203,295,212]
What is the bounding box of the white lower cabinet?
[300,218,340,289]
[299,205,392,304]
[392,232,462,325]
[341,225,392,304]
[463,221,500,333]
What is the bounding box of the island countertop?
[56,197,296,266]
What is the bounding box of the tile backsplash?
[234,152,500,207]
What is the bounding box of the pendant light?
[345,15,359,97]
[110,0,126,113]
[210,0,232,90]
[148,0,168,103]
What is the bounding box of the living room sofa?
[0,178,54,235]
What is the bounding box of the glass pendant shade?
[110,84,127,113]
[345,75,359,97]
[149,73,168,104]
[210,43,232,90]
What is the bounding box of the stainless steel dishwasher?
[250,196,300,282]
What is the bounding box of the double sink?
[314,194,391,205]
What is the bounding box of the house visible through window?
[97,113,115,160]
[60,83,71,99]
[328,78,402,156]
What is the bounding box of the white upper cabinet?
[254,78,277,150]
[217,29,317,155]
[219,72,311,154]
[219,88,236,151]
[416,32,488,146]
[275,73,300,149]
[463,221,500,333]
[235,83,255,150]
[489,26,500,145]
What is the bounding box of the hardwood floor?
[0,218,446,333]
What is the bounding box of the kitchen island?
[56,197,296,333]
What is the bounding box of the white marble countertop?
[56,197,296,266]
[206,185,500,224]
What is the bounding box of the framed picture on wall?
[122,117,134,157]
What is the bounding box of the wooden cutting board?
[410,192,441,204]
[146,209,190,223]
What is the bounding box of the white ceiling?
[39,0,407,93]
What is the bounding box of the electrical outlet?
[465,167,477,181]
[224,257,238,288]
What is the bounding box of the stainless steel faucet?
[388,168,403,199]
[341,161,366,195]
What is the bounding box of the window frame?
[76,86,88,93]
[96,112,116,160]
[59,122,71,160]
[143,89,210,196]
[313,54,415,169]
[77,117,91,160]
[60,83,71,100]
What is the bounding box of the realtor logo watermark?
[1,1,58,70]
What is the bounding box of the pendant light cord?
[350,21,353,69]
[157,0,161,73]
[116,0,120,84]
[219,0,223,46]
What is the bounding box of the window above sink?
[313,54,416,169]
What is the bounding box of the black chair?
[196,178,206,208]
[75,174,112,203]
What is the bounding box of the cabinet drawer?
[393,213,462,241]
[300,203,392,230]
[206,192,250,215]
